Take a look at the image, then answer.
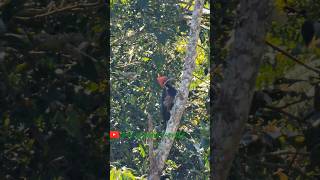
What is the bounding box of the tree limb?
[265,40,320,74]
[13,1,102,20]
[211,0,272,179]
[148,0,204,179]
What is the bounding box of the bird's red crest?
[157,75,168,88]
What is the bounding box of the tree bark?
[211,0,272,179]
[148,0,204,179]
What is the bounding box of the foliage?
[110,0,209,179]
[0,0,107,179]
[110,166,144,180]
[213,0,320,179]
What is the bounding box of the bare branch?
[14,1,102,20]
[212,0,272,179]
[265,40,320,74]
[148,0,205,179]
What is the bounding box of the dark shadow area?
[0,0,109,179]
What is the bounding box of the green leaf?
[141,57,151,62]
[15,63,28,73]
[85,82,99,93]
[139,144,146,158]
[3,115,10,128]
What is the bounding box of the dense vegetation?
[110,0,210,179]
[0,0,107,179]
[1,0,320,179]
[213,0,320,179]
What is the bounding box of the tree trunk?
[211,0,272,179]
[148,0,205,179]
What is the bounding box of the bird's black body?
[160,83,177,128]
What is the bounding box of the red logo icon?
[110,131,120,139]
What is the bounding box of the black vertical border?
[209,0,214,178]
[105,0,111,179]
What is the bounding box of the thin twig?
[265,40,320,74]
[68,44,98,62]
[276,96,312,109]
[286,150,298,174]
[14,2,101,20]
[193,73,210,85]
[197,44,209,53]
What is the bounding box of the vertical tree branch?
[147,113,157,177]
[148,0,204,179]
[211,0,272,179]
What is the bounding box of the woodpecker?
[157,75,177,128]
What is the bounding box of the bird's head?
[157,75,173,88]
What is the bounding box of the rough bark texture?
[148,0,204,179]
[211,0,272,179]
[147,113,157,179]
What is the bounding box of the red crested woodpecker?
[157,75,177,128]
